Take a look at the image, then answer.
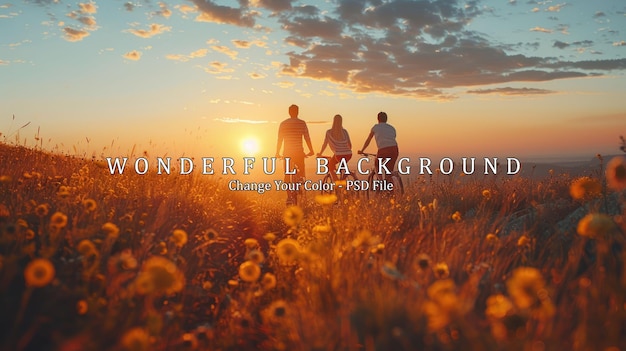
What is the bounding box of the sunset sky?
[1,0,625,162]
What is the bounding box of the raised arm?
[359,130,374,154]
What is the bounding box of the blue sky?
[1,0,625,161]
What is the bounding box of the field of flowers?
[0,143,625,351]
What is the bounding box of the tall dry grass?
[0,143,625,351]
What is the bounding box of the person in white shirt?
[358,111,398,174]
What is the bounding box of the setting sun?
[241,137,260,156]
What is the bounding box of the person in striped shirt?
[317,114,352,181]
[275,104,314,182]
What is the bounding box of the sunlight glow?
[241,137,260,156]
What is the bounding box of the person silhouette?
[358,111,398,177]
[317,114,352,181]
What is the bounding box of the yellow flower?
[606,156,626,190]
[246,249,265,264]
[24,258,55,288]
[569,177,602,200]
[76,299,89,315]
[433,262,450,279]
[170,229,188,248]
[136,256,185,295]
[485,294,514,320]
[120,327,150,351]
[275,238,301,265]
[205,228,219,241]
[83,198,97,212]
[424,279,458,331]
[517,235,530,247]
[239,260,261,282]
[482,189,491,200]
[451,211,461,222]
[485,233,499,244]
[244,238,259,249]
[314,193,337,205]
[506,267,546,310]
[577,213,617,239]
[102,222,120,239]
[283,205,304,227]
[50,211,68,229]
[57,185,71,198]
[261,299,289,324]
[35,203,49,217]
[261,272,277,290]
[77,239,98,257]
[263,232,276,242]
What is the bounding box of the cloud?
[153,2,171,18]
[211,45,238,59]
[232,39,266,48]
[123,50,142,61]
[124,2,134,11]
[268,1,626,100]
[214,117,269,124]
[63,27,90,41]
[614,41,626,47]
[127,23,171,38]
[248,72,266,79]
[467,87,555,95]
[0,59,9,65]
[251,0,293,12]
[201,61,235,74]
[546,3,565,12]
[77,16,96,28]
[529,26,552,33]
[166,48,208,62]
[191,0,256,27]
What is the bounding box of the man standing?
[276,104,314,205]
[359,111,398,175]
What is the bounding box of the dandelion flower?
[50,211,68,229]
[261,299,288,324]
[24,258,55,288]
[76,299,89,315]
[246,249,265,264]
[451,211,462,222]
[283,205,304,227]
[136,256,185,295]
[506,267,546,310]
[77,239,98,257]
[577,213,617,239]
[83,198,97,212]
[433,262,450,279]
[606,156,626,190]
[485,233,499,244]
[57,186,71,198]
[35,203,50,217]
[517,235,530,247]
[170,229,188,248]
[314,193,337,205]
[485,294,514,320]
[263,232,276,242]
[424,279,458,331]
[275,238,300,265]
[569,177,602,200]
[239,260,261,282]
[120,327,150,351]
[244,238,259,249]
[102,222,120,239]
[261,272,277,290]
[482,189,491,200]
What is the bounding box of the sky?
[1,0,626,163]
